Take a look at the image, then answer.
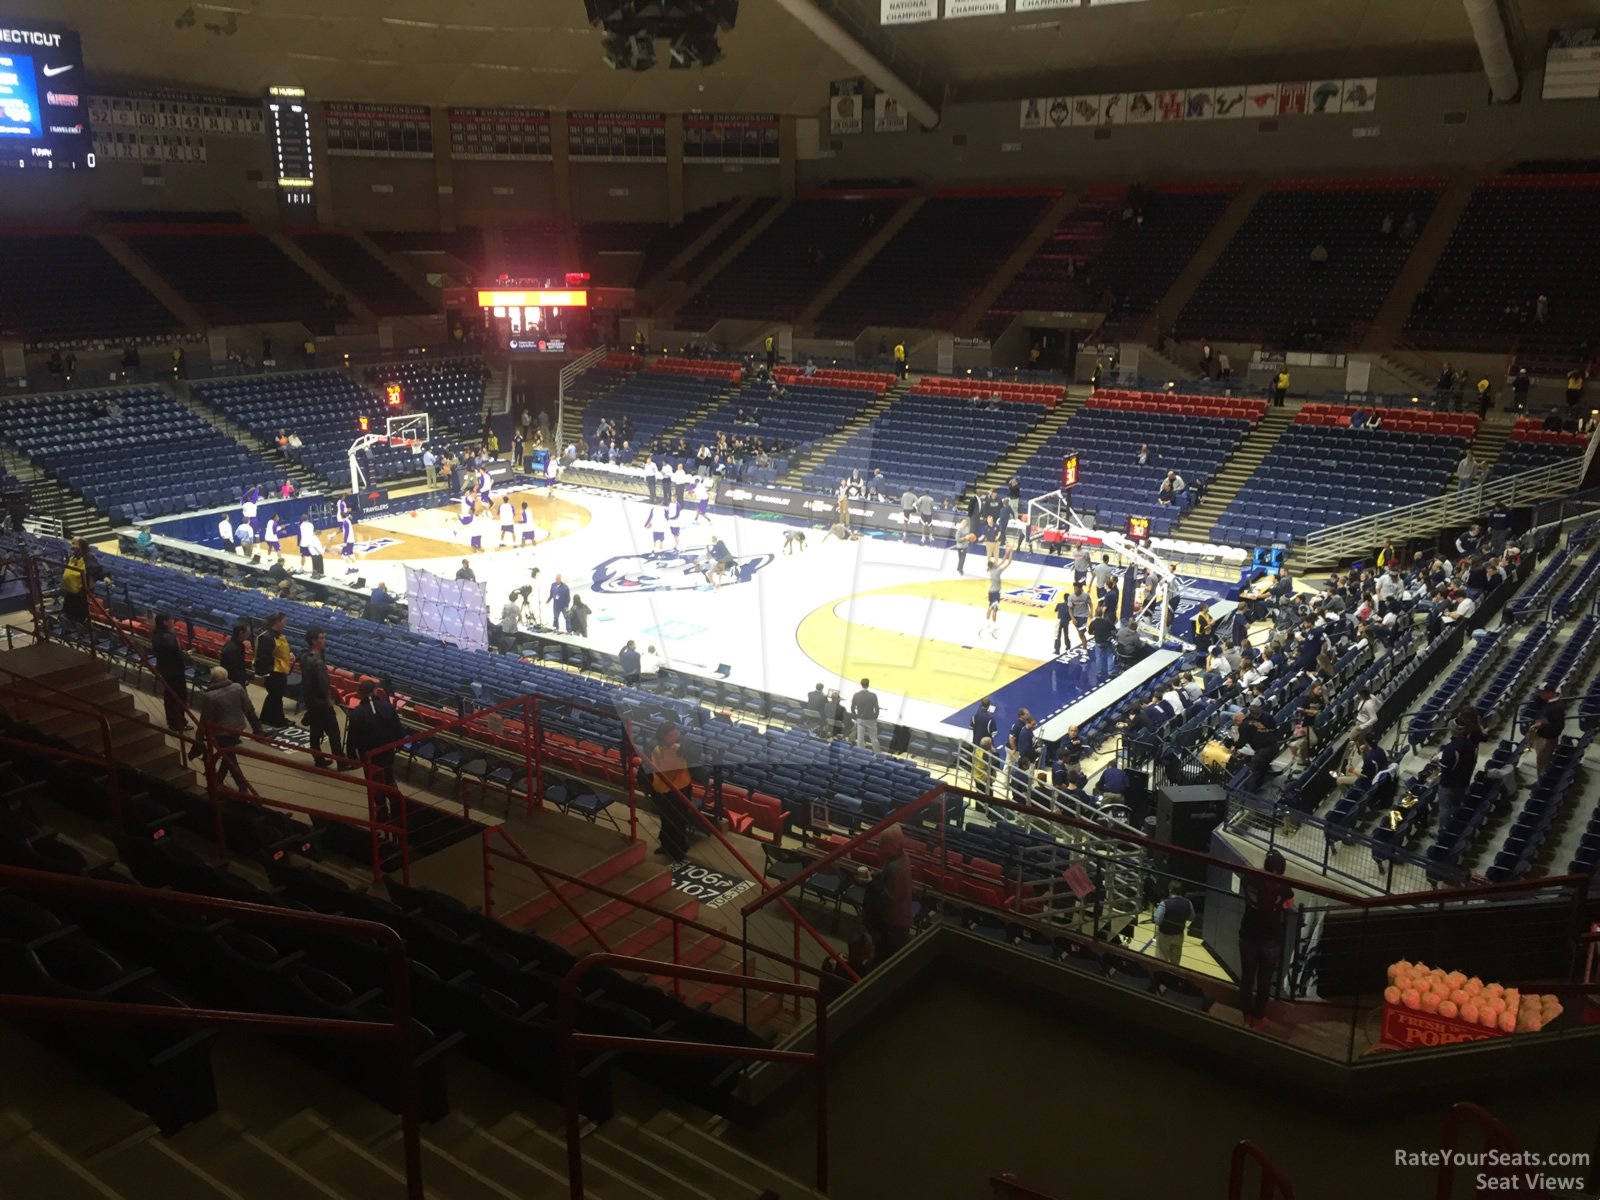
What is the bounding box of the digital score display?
[1125,515,1151,542]
[476,290,588,308]
[1061,452,1080,489]
[267,86,314,211]
[0,20,92,169]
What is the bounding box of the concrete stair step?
[84,1127,245,1200]
[0,1113,124,1200]
[259,1110,419,1200]
[486,1112,662,1200]
[629,1112,824,1200]
[169,1115,357,1200]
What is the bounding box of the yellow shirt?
[61,555,87,595]
[893,344,906,362]
[1276,372,1290,391]
[271,633,292,674]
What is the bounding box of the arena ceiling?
[13,0,1600,115]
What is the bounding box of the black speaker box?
[1154,783,1227,853]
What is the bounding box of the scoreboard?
[89,88,265,164]
[0,19,92,169]
[1061,452,1080,490]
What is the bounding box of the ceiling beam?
[1462,0,1520,102]
[771,0,942,129]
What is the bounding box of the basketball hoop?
[348,413,432,490]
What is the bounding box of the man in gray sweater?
[192,665,264,791]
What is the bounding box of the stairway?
[777,383,903,488]
[1468,412,1513,475]
[0,643,197,788]
[794,197,926,333]
[1171,405,1295,543]
[347,230,441,312]
[659,199,792,327]
[1129,343,1200,383]
[1360,170,1483,353]
[0,444,111,541]
[170,384,323,495]
[90,232,205,332]
[1141,178,1267,341]
[976,391,1084,495]
[264,232,377,327]
[954,190,1083,336]
[476,363,510,434]
[1370,351,1436,397]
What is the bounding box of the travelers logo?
[591,550,773,594]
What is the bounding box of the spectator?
[253,613,291,726]
[367,581,394,623]
[1135,443,1151,466]
[220,620,252,686]
[1099,762,1129,807]
[970,736,995,796]
[301,626,346,770]
[567,593,591,639]
[1237,850,1293,1027]
[189,665,263,791]
[648,726,694,860]
[456,559,476,582]
[346,679,405,822]
[970,696,997,746]
[1272,369,1289,407]
[1087,610,1117,681]
[59,538,95,632]
[1153,881,1194,965]
[1475,376,1492,418]
[144,618,190,738]
[1511,368,1530,412]
[1157,470,1186,506]
[1354,686,1380,735]
[851,678,881,751]
[1456,450,1477,491]
[619,639,641,685]
[863,825,913,957]
[1008,708,1038,775]
[218,512,235,552]
[1527,685,1566,775]
[806,682,828,733]
[641,643,666,685]
[1434,723,1477,827]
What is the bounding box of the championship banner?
[1544,28,1600,100]
[1016,0,1076,9]
[873,92,909,132]
[881,0,937,24]
[324,102,433,158]
[945,0,1006,16]
[448,107,553,161]
[829,79,864,134]
[567,111,667,161]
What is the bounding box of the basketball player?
[518,501,537,547]
[701,534,737,589]
[664,497,683,550]
[477,465,494,513]
[297,515,316,566]
[643,503,668,554]
[339,507,357,574]
[458,491,476,531]
[782,529,807,555]
[262,515,281,556]
[241,486,259,526]
[694,475,715,524]
[498,498,517,547]
[984,547,1012,640]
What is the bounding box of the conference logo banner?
[945,0,1006,15]
[874,92,909,132]
[881,0,937,24]
[1017,77,1379,129]
[1016,0,1077,9]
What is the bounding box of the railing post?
[671,921,682,1000]
[200,727,227,853]
[814,995,829,1194]
[365,757,383,885]
[482,828,495,917]
[387,928,425,1200]
[522,699,536,816]
[531,696,546,810]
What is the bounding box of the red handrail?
[0,863,424,1200]
[1229,1141,1296,1200]
[0,665,125,828]
[991,1175,1058,1200]
[482,825,824,1006]
[556,953,827,1200]
[84,586,206,731]
[635,735,860,984]
[1436,1103,1546,1200]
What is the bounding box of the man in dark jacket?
[970,697,998,746]
[220,620,252,686]
[301,626,345,770]
[191,665,264,791]
[1238,849,1293,1026]
[346,679,405,822]
[618,640,642,685]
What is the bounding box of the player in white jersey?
[498,499,517,547]
[518,501,538,546]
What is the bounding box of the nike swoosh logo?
[42,64,73,77]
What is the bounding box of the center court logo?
[1001,583,1061,608]
[590,551,773,594]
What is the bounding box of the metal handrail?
[556,952,827,1200]
[0,863,424,1200]
[1434,1103,1538,1200]
[482,825,824,1004]
[0,664,125,827]
[1299,429,1599,566]
[1228,1141,1296,1200]
[634,736,861,984]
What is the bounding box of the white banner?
[1019,98,1045,129]
[874,92,909,132]
[881,0,937,24]
[1069,95,1101,126]
[1016,0,1077,9]
[1126,91,1156,123]
[1214,85,1246,119]
[1100,93,1127,125]
[1245,83,1279,117]
[1309,79,1344,114]
[829,79,863,134]
[1184,88,1215,119]
[1018,77,1380,131]
[945,0,1005,15]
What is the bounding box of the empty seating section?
[0,235,178,346]
[1,387,278,522]
[367,228,487,277]
[293,234,431,316]
[371,358,489,435]
[979,187,1122,337]
[634,201,734,284]
[804,388,1048,497]
[672,197,777,284]
[1015,392,1260,537]
[1490,419,1591,481]
[1211,404,1472,546]
[582,363,736,449]
[677,198,900,329]
[1405,175,1600,370]
[127,232,335,326]
[1178,177,1443,346]
[194,372,416,489]
[815,194,1057,337]
[499,222,565,277]
[1093,184,1238,337]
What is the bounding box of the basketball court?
[317,480,1235,740]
